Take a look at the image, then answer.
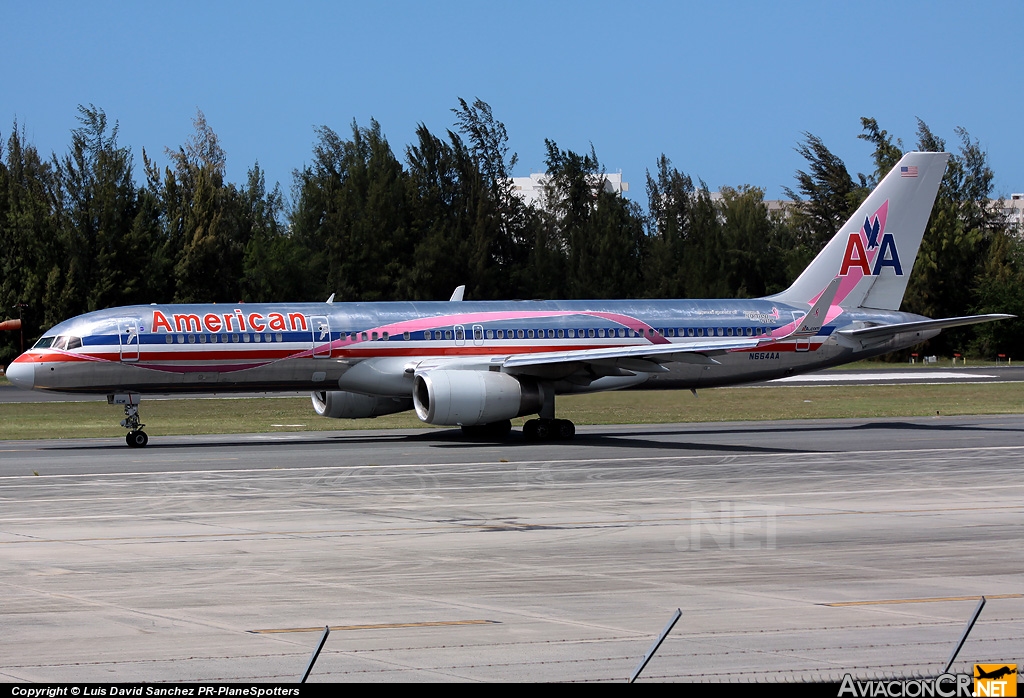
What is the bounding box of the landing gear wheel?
[523,418,576,442]
[126,431,149,448]
[534,419,550,441]
[555,419,576,440]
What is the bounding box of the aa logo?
[838,200,904,277]
[974,664,1017,697]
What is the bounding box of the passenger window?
[199,334,207,344]
[165,334,173,344]
[382,332,389,340]
[527,329,535,339]
[243,333,250,343]
[210,334,218,343]
[517,329,525,339]
[276,333,283,342]
[445,330,453,340]
[497,330,504,339]
[188,335,196,344]
[176,335,185,344]
[558,329,565,338]
[403,332,410,341]
[485,330,493,339]
[254,333,261,343]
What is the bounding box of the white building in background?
[511,172,629,209]
[999,194,1024,232]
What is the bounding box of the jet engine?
[413,370,543,426]
[311,390,412,419]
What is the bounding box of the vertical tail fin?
[771,151,949,310]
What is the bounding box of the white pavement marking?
[771,371,995,382]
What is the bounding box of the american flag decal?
[901,166,918,178]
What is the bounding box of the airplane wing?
[837,314,1014,342]
[501,335,762,374]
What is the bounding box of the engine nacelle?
[413,370,543,426]
[311,390,412,419]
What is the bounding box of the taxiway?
[1,417,1022,682]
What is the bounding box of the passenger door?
[118,319,140,362]
[311,315,331,358]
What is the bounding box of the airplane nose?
[5,356,35,390]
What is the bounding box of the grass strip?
[1,382,1022,441]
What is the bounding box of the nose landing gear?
[109,394,148,448]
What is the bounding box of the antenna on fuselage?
[449,285,465,302]
[326,293,335,304]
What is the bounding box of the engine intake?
[413,370,543,426]
[311,390,412,419]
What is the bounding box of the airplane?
[4,151,1013,447]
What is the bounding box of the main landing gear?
[521,387,575,442]
[522,418,575,442]
[109,394,149,448]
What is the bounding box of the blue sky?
[2,1,1020,203]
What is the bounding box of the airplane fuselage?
[9,299,934,397]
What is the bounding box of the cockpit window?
[46,335,83,351]
[33,336,55,349]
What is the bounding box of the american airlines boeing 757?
[5,152,1012,446]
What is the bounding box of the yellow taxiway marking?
[249,619,499,633]
[823,594,1023,607]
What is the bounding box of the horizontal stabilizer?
[837,314,1015,341]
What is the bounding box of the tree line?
[2,99,1022,366]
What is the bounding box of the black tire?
[534,420,550,441]
[126,431,149,448]
[523,419,539,441]
[556,419,576,440]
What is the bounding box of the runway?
[1,417,1022,682]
